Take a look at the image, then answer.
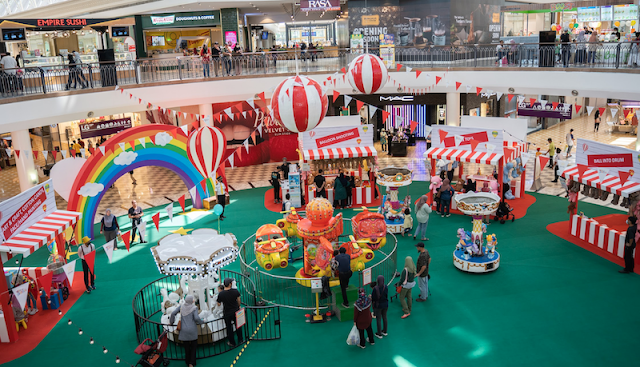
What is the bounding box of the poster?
[350,34,364,53]
[362,268,372,285]
[235,308,246,328]
[450,2,501,45]
[379,34,395,67]
[288,172,302,207]
[517,102,572,120]
[0,180,57,242]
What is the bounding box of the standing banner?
[0,179,57,243]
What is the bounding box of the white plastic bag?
[346,325,360,346]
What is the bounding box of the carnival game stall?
[557,139,640,272]
[298,117,378,207]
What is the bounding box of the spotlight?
[115,356,120,364]
[78,328,83,335]
[103,347,108,354]
[68,319,72,325]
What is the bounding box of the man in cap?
[78,236,96,293]
[217,278,243,347]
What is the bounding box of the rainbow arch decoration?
[68,124,214,240]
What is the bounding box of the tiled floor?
[1,115,632,224]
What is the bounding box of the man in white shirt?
[215,176,227,220]
[0,53,17,75]
[78,236,96,293]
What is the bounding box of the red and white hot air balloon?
[347,54,388,94]
[270,75,328,133]
[187,126,227,179]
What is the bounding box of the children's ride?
[351,207,387,250]
[276,208,303,237]
[340,235,374,271]
[376,167,413,234]
[452,192,501,273]
[254,224,291,270]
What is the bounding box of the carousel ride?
[453,192,501,273]
[376,167,413,234]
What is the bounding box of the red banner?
[587,153,633,168]
[1,186,47,240]
[315,128,360,148]
[443,131,489,148]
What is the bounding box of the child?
[402,208,413,237]
[282,194,292,218]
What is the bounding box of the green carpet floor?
[3,182,640,367]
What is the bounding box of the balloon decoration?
[551,24,557,31]
[187,126,227,179]
[347,54,388,94]
[271,75,328,133]
[615,21,620,27]
[632,20,637,26]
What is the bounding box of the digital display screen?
[151,35,165,46]
[2,28,25,41]
[111,26,129,37]
[261,31,269,40]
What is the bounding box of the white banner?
[138,221,147,242]
[12,283,29,311]
[0,179,57,242]
[103,240,115,263]
[62,260,76,286]
[166,204,174,221]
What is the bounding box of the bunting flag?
[257,123,263,138]
[476,87,482,96]
[166,204,174,221]
[118,142,126,152]
[577,164,589,177]
[587,106,594,115]
[496,92,503,101]
[466,85,472,93]
[405,66,413,73]
[243,139,250,153]
[61,150,68,159]
[357,100,365,111]
[84,250,96,274]
[99,146,106,155]
[507,94,514,102]
[344,95,353,108]
[424,125,433,136]
[43,150,48,161]
[619,170,630,185]
[485,143,496,153]
[575,105,582,113]
[12,283,30,311]
[180,124,189,136]
[80,149,86,158]
[368,106,378,119]
[538,156,549,171]
[178,195,186,212]
[438,129,448,143]
[611,108,618,119]
[381,110,391,122]
[598,168,608,182]
[152,212,160,231]
[128,141,136,151]
[540,100,548,109]
[332,90,340,103]
[517,95,525,103]
[435,76,442,85]
[529,98,537,106]
[32,150,39,159]
[250,132,257,146]
[454,135,464,146]
[456,82,462,90]
[138,222,146,243]
[520,152,531,167]
[415,70,422,78]
[62,260,76,286]
[229,154,235,168]
[396,64,403,71]
[121,231,131,252]
[246,98,255,109]
[470,139,480,151]
[51,150,57,160]
[598,107,606,116]
[15,150,21,158]
[38,272,54,298]
[410,120,418,134]
[138,137,146,148]
[103,240,115,263]
[552,102,559,110]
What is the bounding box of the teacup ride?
[351,207,388,251]
[453,192,501,273]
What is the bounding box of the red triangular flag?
[470,139,480,151]
[435,76,442,85]
[149,134,156,145]
[551,102,559,110]
[88,147,95,155]
[538,156,550,171]
[138,98,142,104]
[507,94,514,102]
[529,98,537,106]
[236,147,243,160]
[178,195,186,212]
[152,212,160,231]
[455,82,462,90]
[257,91,267,106]
[598,107,606,116]
[200,178,208,194]
[340,67,346,74]
[438,129,448,143]
[192,120,200,130]
[250,131,256,145]
[356,100,365,111]
[619,171,630,186]
[85,250,96,274]
[121,231,131,252]
[381,110,390,122]
[575,105,582,113]
[409,120,418,134]
[38,272,53,298]
[503,147,512,162]
[332,90,340,103]
[476,87,482,96]
[32,150,38,159]
[15,150,20,158]
[129,141,136,151]
[396,63,403,71]
[51,150,58,160]
[69,149,75,157]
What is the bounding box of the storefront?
[135,11,228,59]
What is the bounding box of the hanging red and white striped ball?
[270,75,328,133]
[347,54,388,94]
[187,126,227,179]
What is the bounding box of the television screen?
[261,31,269,40]
[2,28,25,41]
[111,26,129,37]
[152,36,165,46]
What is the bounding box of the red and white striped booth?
[302,146,377,160]
[570,214,628,259]
[0,210,81,262]
[562,165,640,198]
[307,186,375,206]
[4,266,51,279]
[425,147,502,165]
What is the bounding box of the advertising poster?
[576,139,640,183]
[517,102,573,120]
[380,34,395,67]
[450,2,501,45]
[350,34,364,53]
[0,180,57,242]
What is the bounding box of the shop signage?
[79,117,132,139]
[0,18,117,29]
[517,102,572,120]
[164,259,202,275]
[380,95,413,102]
[37,19,88,26]
[141,11,221,28]
[0,180,57,242]
[301,122,374,150]
[150,15,175,25]
[550,3,574,12]
[300,0,341,12]
[577,139,640,181]
[587,153,633,168]
[316,128,360,148]
[361,15,379,26]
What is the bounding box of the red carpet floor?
[547,215,634,273]
[0,272,86,364]
[264,188,382,213]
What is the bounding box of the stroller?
[135,331,170,367]
[495,201,515,224]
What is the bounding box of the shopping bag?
[501,56,508,65]
[346,325,360,346]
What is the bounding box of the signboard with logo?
[300,124,374,150]
[577,139,640,182]
[430,125,503,154]
[79,117,132,139]
[300,0,341,12]
[225,31,238,48]
[517,102,572,120]
[141,11,221,29]
[0,179,57,242]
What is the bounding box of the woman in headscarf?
[100,209,120,249]
[353,288,375,349]
[170,295,205,367]
[414,195,432,241]
[333,171,348,208]
[370,275,388,338]
[398,256,416,319]
[438,179,455,218]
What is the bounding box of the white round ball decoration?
[270,75,328,133]
[347,54,388,94]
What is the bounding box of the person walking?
[565,129,575,158]
[594,109,601,133]
[551,147,562,183]
[169,295,204,367]
[380,129,388,152]
[335,247,352,307]
[334,171,348,208]
[371,275,388,338]
[201,44,211,78]
[398,256,416,319]
[270,169,281,203]
[100,208,120,250]
[619,216,637,273]
[414,195,432,241]
[546,138,556,168]
[128,200,145,244]
[217,278,243,347]
[72,140,82,157]
[78,237,96,293]
[415,243,431,302]
[353,288,375,349]
[438,179,454,218]
[215,176,227,220]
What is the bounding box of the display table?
[389,141,407,156]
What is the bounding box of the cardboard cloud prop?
[78,182,104,197]
[114,151,138,166]
[155,131,173,146]
[50,157,87,201]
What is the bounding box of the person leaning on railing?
[201,44,211,78]
[0,52,20,93]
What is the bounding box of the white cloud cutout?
[114,151,138,166]
[155,132,173,147]
[78,183,104,197]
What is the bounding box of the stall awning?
[0,210,82,262]
[425,147,502,165]
[562,165,640,198]
[303,146,377,160]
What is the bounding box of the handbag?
[176,320,181,331]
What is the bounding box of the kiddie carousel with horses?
[376,167,413,234]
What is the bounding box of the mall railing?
[2,42,638,99]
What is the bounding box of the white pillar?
[11,129,38,192]
[446,92,461,126]
[199,103,213,126]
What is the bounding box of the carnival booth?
[299,116,378,206]
[558,139,640,272]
